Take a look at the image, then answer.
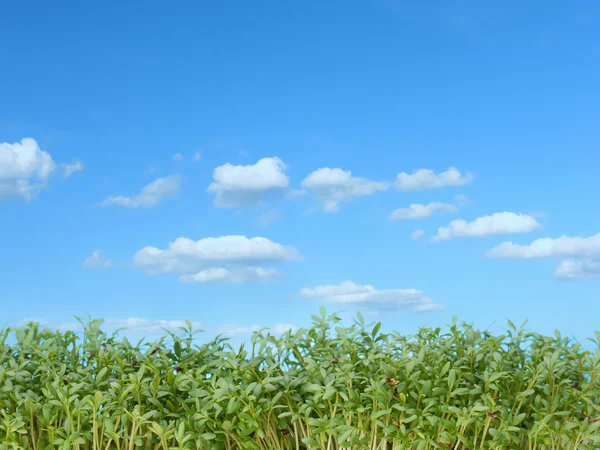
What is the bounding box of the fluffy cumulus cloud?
[299,280,443,313]
[0,138,59,200]
[180,267,280,284]
[433,212,541,241]
[134,235,300,284]
[395,167,473,191]
[554,260,600,280]
[83,250,112,269]
[487,233,600,259]
[207,157,290,208]
[391,201,457,220]
[99,175,182,208]
[301,167,389,212]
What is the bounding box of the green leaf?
[201,432,216,440]
[448,369,457,389]
[518,389,535,398]
[174,340,182,360]
[372,322,382,338]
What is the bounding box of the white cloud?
[284,188,307,200]
[0,138,57,200]
[219,323,298,337]
[391,201,457,220]
[99,175,182,208]
[193,151,202,162]
[488,233,600,281]
[487,233,600,259]
[207,157,289,208]
[105,318,200,333]
[454,194,471,206]
[301,167,389,212]
[61,161,84,177]
[21,317,49,325]
[410,229,425,240]
[134,235,300,283]
[391,195,469,220]
[299,280,443,313]
[58,322,82,332]
[433,212,541,241]
[53,318,201,334]
[554,260,600,280]
[83,250,112,269]
[180,267,280,284]
[173,153,184,162]
[395,167,473,191]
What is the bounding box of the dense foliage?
[1,309,600,450]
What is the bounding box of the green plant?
[1,308,599,449]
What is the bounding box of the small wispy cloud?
[180,267,281,284]
[300,280,443,313]
[173,153,184,162]
[83,250,112,269]
[193,152,202,162]
[21,317,49,325]
[99,175,182,209]
[57,318,201,334]
[433,212,541,241]
[256,210,281,227]
[391,195,469,220]
[61,161,84,177]
[218,323,298,338]
[410,229,425,240]
[395,167,473,191]
[391,201,457,220]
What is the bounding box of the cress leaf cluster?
[1,309,600,449]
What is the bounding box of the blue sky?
[2,1,599,345]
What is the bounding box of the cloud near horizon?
[218,322,298,337]
[299,280,443,313]
[487,233,600,259]
[487,233,600,280]
[134,235,301,284]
